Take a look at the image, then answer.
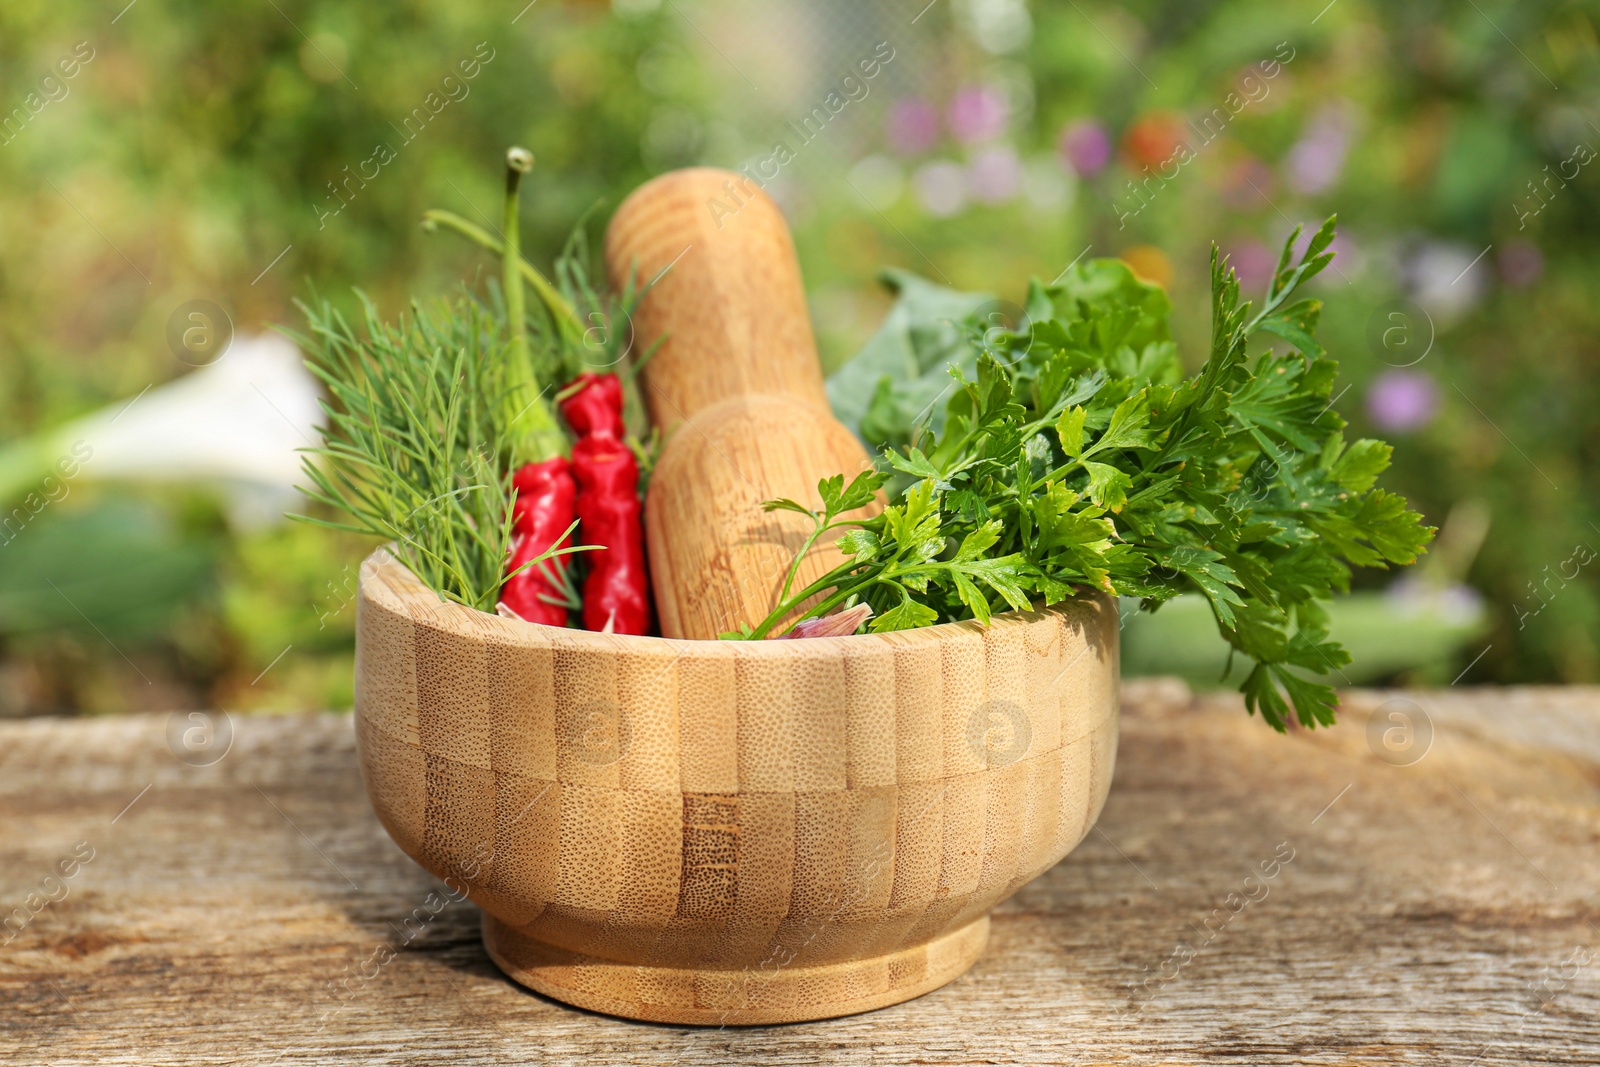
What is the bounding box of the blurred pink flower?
[1366,370,1438,432]
[1286,105,1353,195]
[948,85,1008,144]
[968,145,1023,203]
[1499,240,1543,287]
[1058,120,1110,175]
[1222,157,1276,211]
[1228,239,1275,291]
[887,97,939,155]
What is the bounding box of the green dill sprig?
[287,148,624,614]
[286,292,581,612]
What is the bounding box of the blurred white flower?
[913,160,968,217]
[957,0,1032,55]
[967,144,1023,203]
[1,333,321,528]
[1404,240,1490,326]
[1024,154,1075,212]
[849,153,905,211]
[1385,577,1485,629]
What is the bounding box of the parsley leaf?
[748,217,1435,731]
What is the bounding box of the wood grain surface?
[604,167,831,430]
[604,168,878,639]
[3,681,1598,1065]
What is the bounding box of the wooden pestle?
[604,168,878,640]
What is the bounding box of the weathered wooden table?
[3,682,1597,1065]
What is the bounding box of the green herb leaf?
[744,216,1435,732]
[954,520,1003,562]
[1083,461,1132,513]
[1056,406,1087,457]
[837,528,881,560]
[1254,297,1326,358]
[763,497,816,517]
[871,596,940,632]
[1330,438,1392,493]
[812,471,882,520]
[289,293,563,613]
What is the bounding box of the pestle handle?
[604,168,828,432]
[604,168,878,639]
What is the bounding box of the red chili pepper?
[560,371,625,438]
[492,148,575,627]
[499,456,576,627]
[560,373,651,635]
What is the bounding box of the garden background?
[0,0,1594,716]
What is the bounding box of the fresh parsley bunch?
[735,219,1434,731]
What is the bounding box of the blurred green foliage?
[1,0,1596,714]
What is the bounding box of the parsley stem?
[747,557,870,640]
[775,514,826,610]
[774,516,873,609]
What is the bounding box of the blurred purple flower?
[948,85,1008,144]
[1499,240,1543,288]
[887,97,939,155]
[1366,370,1438,432]
[1058,120,1110,176]
[968,145,1023,203]
[1286,106,1353,195]
[1229,239,1275,291]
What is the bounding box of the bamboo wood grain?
[605,168,878,640]
[8,683,1600,1063]
[350,550,1119,1024]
